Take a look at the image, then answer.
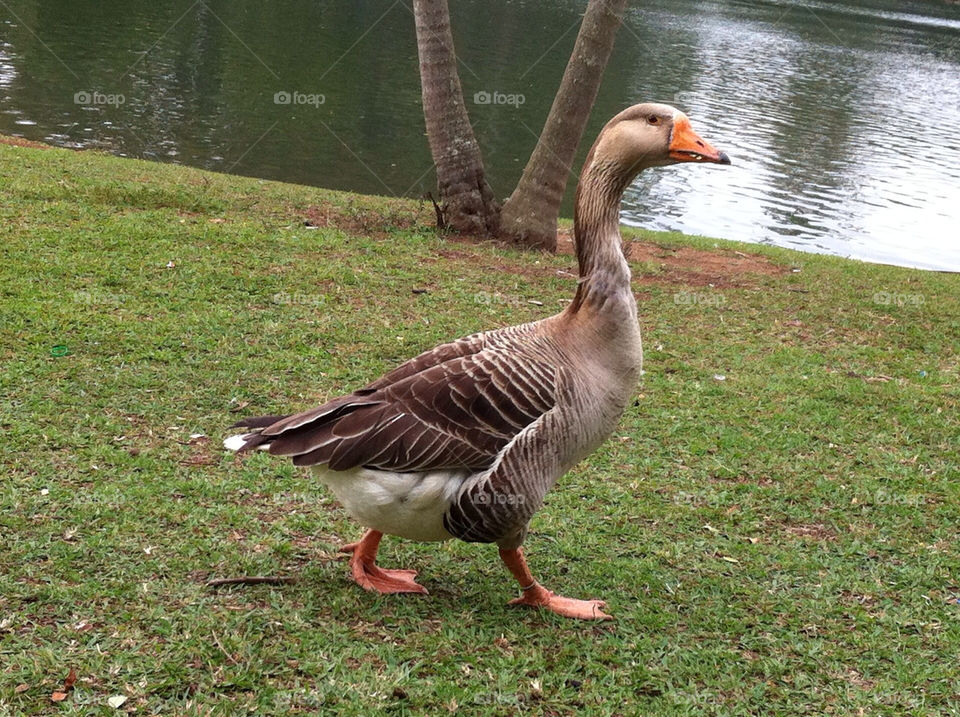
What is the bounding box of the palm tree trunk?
[413,0,500,235]
[499,0,628,251]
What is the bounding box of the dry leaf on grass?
[50,667,77,702]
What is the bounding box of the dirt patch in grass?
[447,228,786,289]
[302,202,427,240]
[626,242,786,288]
[301,203,786,290]
[559,229,787,288]
[172,434,216,467]
[0,135,52,150]
[783,523,839,541]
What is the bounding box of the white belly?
[312,466,471,541]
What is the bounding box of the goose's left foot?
[499,547,613,621]
[340,530,428,595]
[508,585,611,620]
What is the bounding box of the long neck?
[568,156,638,313]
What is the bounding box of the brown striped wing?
[257,347,557,473]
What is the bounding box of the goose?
[224,102,730,620]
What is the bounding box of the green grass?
[1,140,958,716]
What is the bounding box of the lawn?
[1,139,958,715]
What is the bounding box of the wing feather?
[252,338,557,473]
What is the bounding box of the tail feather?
[224,413,290,453]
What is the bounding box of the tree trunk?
[499,0,628,251]
[413,0,500,235]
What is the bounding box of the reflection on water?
[0,0,958,270]
[619,0,960,271]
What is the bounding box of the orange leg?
[499,547,612,620]
[339,530,427,595]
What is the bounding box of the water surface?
[1,0,958,270]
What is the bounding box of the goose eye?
[647,115,660,125]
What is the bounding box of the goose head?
[571,103,731,307]
[588,102,730,182]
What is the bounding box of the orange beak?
[669,114,731,164]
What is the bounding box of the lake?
[2,0,959,271]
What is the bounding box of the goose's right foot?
[340,530,428,595]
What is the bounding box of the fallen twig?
[206,576,297,588]
[210,631,239,665]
